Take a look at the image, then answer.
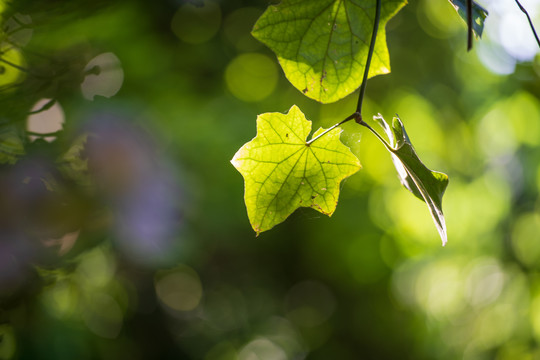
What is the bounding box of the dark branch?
[467,0,473,51]
[307,0,382,146]
[515,0,540,48]
[355,0,381,116]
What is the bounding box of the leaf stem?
[26,130,62,137]
[0,57,48,79]
[357,118,392,150]
[515,0,540,48]
[355,0,381,116]
[306,113,357,145]
[306,0,382,146]
[28,99,56,114]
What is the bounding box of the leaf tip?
[441,229,448,247]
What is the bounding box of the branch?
[467,0,473,51]
[515,0,540,48]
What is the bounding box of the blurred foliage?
[0,0,539,359]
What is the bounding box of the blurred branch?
[467,0,473,50]
[0,56,49,79]
[26,130,63,137]
[28,99,56,114]
[514,0,540,48]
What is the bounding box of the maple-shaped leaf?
[252,0,407,104]
[231,105,361,234]
[373,114,449,245]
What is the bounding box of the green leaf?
[252,0,406,104]
[231,105,361,234]
[448,0,488,37]
[0,120,24,164]
[373,114,448,246]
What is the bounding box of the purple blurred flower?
[84,113,183,265]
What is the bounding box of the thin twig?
[467,0,473,51]
[515,0,540,48]
[357,117,392,150]
[28,99,56,114]
[356,0,382,115]
[26,130,62,137]
[0,56,52,79]
[306,113,357,145]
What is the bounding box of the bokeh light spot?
[285,280,335,328]
[81,52,124,100]
[511,212,540,268]
[473,303,515,349]
[238,338,287,360]
[415,260,465,319]
[83,292,123,339]
[416,0,461,39]
[530,292,540,342]
[465,258,504,307]
[171,1,221,44]
[75,247,116,288]
[26,98,64,142]
[204,342,237,360]
[155,265,202,312]
[225,53,278,102]
[42,280,78,319]
[0,46,25,87]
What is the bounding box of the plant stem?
[26,130,62,137]
[515,0,540,48]
[467,0,473,51]
[0,57,48,79]
[356,0,382,116]
[306,113,357,145]
[307,0,382,146]
[28,99,56,114]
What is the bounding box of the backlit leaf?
[448,0,488,37]
[252,0,406,104]
[231,105,361,234]
[373,114,449,245]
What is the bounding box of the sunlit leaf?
[373,114,448,245]
[252,0,406,104]
[448,0,488,37]
[231,105,361,234]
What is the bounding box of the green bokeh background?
[0,0,539,359]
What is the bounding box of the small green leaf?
[231,105,361,234]
[252,0,406,104]
[0,120,24,164]
[448,0,488,37]
[373,114,449,245]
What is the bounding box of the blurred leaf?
[373,114,448,245]
[448,0,488,37]
[57,134,89,185]
[0,120,24,164]
[231,105,361,234]
[252,0,406,104]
